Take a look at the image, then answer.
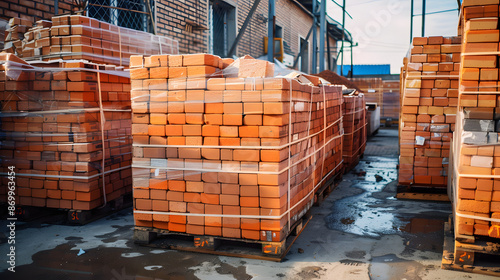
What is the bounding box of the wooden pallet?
[134,208,312,262]
[442,221,500,277]
[314,167,344,206]
[396,184,449,202]
[11,193,132,225]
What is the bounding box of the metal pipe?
[410,0,413,43]
[340,0,345,76]
[55,0,59,15]
[268,0,275,62]
[350,42,353,78]
[319,0,326,71]
[312,0,317,74]
[145,0,157,34]
[422,0,426,37]
[327,31,331,71]
[292,23,314,69]
[228,0,262,57]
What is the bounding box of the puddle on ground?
[0,240,223,280]
[325,157,402,238]
[325,156,451,251]
[398,217,445,253]
[369,254,425,280]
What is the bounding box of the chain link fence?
[86,0,155,33]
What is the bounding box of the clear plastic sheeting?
[130,54,344,241]
[5,15,179,67]
[451,5,500,239]
[0,54,132,210]
[342,92,367,171]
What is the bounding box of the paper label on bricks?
[415,136,426,146]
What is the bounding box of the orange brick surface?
[453,2,500,239]
[398,36,461,188]
[6,15,179,66]
[131,55,344,241]
[0,54,132,210]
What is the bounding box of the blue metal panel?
[337,64,391,76]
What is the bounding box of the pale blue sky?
[329,0,461,74]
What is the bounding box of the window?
[299,37,309,73]
[275,25,283,39]
[87,0,151,32]
[208,0,236,57]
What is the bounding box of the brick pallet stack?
[2,17,33,56]
[382,80,400,123]
[19,14,178,66]
[342,92,366,172]
[0,54,132,210]
[130,55,344,241]
[398,36,461,189]
[453,0,500,239]
[351,78,383,108]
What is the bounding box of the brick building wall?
[0,0,338,73]
[154,0,337,73]
[0,0,76,22]
[155,0,208,54]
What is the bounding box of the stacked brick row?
[342,93,366,171]
[398,36,461,188]
[0,54,132,210]
[351,78,383,108]
[2,17,33,56]
[454,1,500,238]
[382,80,400,122]
[130,54,344,241]
[19,15,178,66]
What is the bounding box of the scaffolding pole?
[228,0,262,57]
[410,0,413,42]
[292,23,314,69]
[267,0,275,62]
[350,42,353,78]
[312,0,317,73]
[319,0,326,72]
[422,0,426,36]
[340,0,345,76]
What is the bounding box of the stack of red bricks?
[342,92,366,172]
[0,53,132,210]
[382,80,401,122]
[398,35,461,188]
[130,54,344,241]
[18,14,178,66]
[454,1,500,238]
[351,78,383,108]
[2,17,34,56]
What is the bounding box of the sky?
[327,0,461,74]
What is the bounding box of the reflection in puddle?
[369,254,425,280]
[325,157,402,238]
[325,156,450,247]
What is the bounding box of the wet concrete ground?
[0,128,497,279]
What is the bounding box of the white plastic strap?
[134,160,343,220]
[132,133,343,174]
[1,165,131,180]
[132,117,343,150]
[97,71,108,207]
